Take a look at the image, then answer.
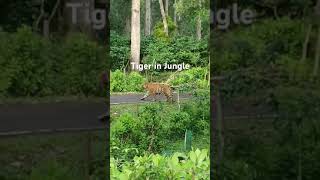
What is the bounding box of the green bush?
[126,72,146,92]
[0,26,107,97]
[143,37,208,67]
[182,89,210,132]
[29,159,76,180]
[0,31,16,97]
[111,149,210,179]
[112,103,169,153]
[212,18,304,74]
[61,33,106,96]
[110,70,146,92]
[168,67,209,90]
[110,70,126,92]
[110,67,209,93]
[111,91,210,154]
[167,111,192,137]
[3,26,55,96]
[110,33,208,72]
[110,32,130,71]
[153,17,177,42]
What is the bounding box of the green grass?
[0,131,107,179]
[110,101,182,119]
[162,134,210,156]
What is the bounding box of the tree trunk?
[196,0,202,40]
[145,0,152,36]
[297,125,302,180]
[159,0,169,36]
[165,0,169,16]
[125,15,131,37]
[43,0,61,38]
[312,0,320,77]
[301,24,312,63]
[130,0,141,69]
[273,6,279,19]
[34,0,45,32]
[196,15,202,40]
[174,0,177,25]
[43,19,50,38]
[312,27,320,77]
[215,82,224,177]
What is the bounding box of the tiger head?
[143,83,150,89]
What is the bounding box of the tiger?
[140,83,173,102]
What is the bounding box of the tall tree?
[125,15,131,37]
[165,0,169,16]
[300,0,314,63]
[176,0,209,39]
[312,0,320,77]
[174,0,177,25]
[196,0,202,40]
[130,0,141,69]
[145,0,152,36]
[301,24,312,63]
[159,0,169,36]
[312,26,320,77]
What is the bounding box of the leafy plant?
[29,159,76,180]
[110,70,146,92]
[111,149,210,179]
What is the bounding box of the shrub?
[110,32,208,72]
[111,149,210,179]
[126,72,146,92]
[212,18,304,74]
[110,32,130,70]
[143,37,208,68]
[29,159,76,180]
[4,26,55,96]
[60,33,106,96]
[167,111,192,137]
[110,70,146,92]
[110,70,126,92]
[111,94,210,155]
[112,113,140,145]
[0,31,16,97]
[153,17,177,42]
[111,103,171,153]
[168,67,209,90]
[0,26,107,97]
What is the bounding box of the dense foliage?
[211,4,320,178]
[110,70,146,92]
[110,67,209,93]
[112,90,209,152]
[111,149,209,179]
[0,26,107,97]
[111,90,210,172]
[110,33,208,71]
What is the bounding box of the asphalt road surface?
[110,93,191,105]
[0,93,274,135]
[0,100,107,135]
[0,93,188,135]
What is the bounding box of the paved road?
[0,100,107,135]
[0,94,274,135]
[110,93,191,105]
[0,94,189,135]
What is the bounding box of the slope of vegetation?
[110,90,210,179]
[0,27,107,98]
[212,0,320,179]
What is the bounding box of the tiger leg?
[141,91,150,100]
[164,90,173,103]
[151,92,157,101]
